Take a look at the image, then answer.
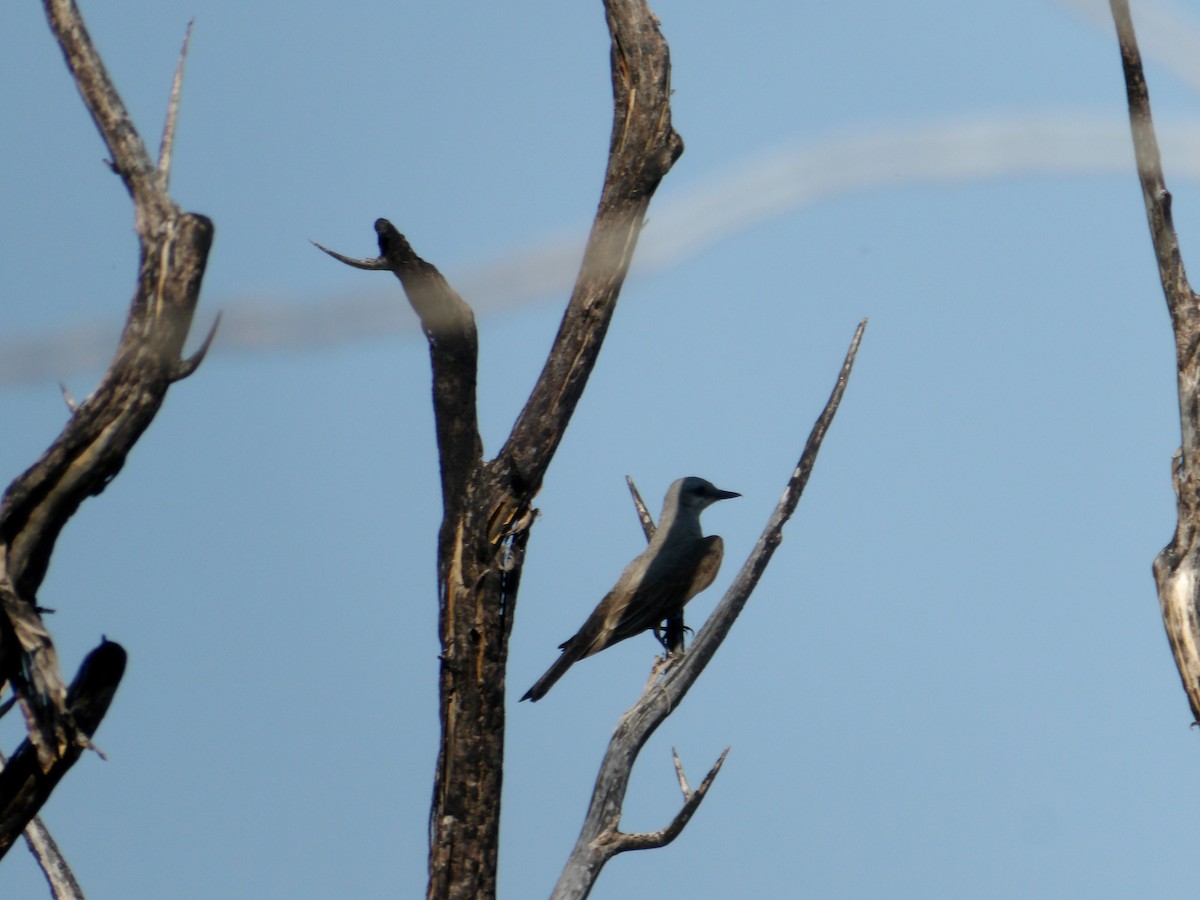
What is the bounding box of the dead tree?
[1109,0,1200,724]
[320,0,679,892]
[323,2,862,897]
[0,0,214,884]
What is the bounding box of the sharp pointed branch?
[626,475,655,541]
[171,311,222,382]
[603,747,730,855]
[57,383,78,415]
[671,746,689,798]
[43,0,164,219]
[1109,0,1195,312]
[157,19,194,188]
[668,318,866,685]
[311,239,391,271]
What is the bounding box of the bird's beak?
[712,487,740,501]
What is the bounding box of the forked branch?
[0,0,214,862]
[0,641,126,862]
[1109,0,1200,724]
[319,3,683,898]
[552,320,866,899]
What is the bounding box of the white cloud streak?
[5,113,1200,386]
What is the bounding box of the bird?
[520,476,739,702]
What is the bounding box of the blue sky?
[3,0,1200,897]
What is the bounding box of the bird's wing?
[522,537,725,700]
[598,535,725,650]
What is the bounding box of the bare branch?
[664,319,866,686]
[43,0,168,229]
[0,745,85,900]
[1110,0,1200,726]
[317,222,482,512]
[378,221,483,512]
[671,746,689,797]
[600,748,729,856]
[310,239,392,271]
[57,383,78,415]
[1110,1,1196,326]
[0,640,126,861]
[414,3,682,895]
[0,586,71,770]
[625,475,655,541]
[553,321,866,899]
[172,311,223,382]
[0,0,213,835]
[157,19,194,187]
[0,749,87,900]
[23,813,84,900]
[496,0,683,496]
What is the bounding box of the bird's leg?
[647,613,693,692]
[660,612,688,655]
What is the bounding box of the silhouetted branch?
[319,221,482,513]
[495,0,683,497]
[0,747,83,899]
[552,320,866,899]
[1109,0,1200,724]
[0,640,126,861]
[0,0,212,874]
[319,2,683,897]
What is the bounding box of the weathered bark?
[1109,1,1200,723]
[0,641,126,861]
[320,1,681,896]
[0,0,213,861]
[551,321,865,899]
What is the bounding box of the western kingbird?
[521,476,739,702]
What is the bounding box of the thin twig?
[625,476,655,541]
[157,19,194,188]
[671,747,689,798]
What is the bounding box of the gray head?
[666,476,741,517]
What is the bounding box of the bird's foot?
[644,648,685,691]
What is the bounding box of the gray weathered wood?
[1110,0,1200,724]
[552,321,866,900]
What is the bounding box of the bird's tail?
[520,640,585,702]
